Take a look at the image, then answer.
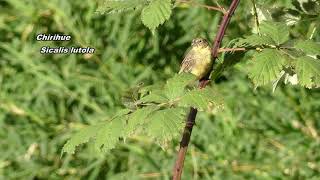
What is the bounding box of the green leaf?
[62,109,131,154]
[260,21,289,45]
[296,56,320,88]
[141,0,172,34]
[125,106,158,135]
[97,0,148,14]
[113,108,131,118]
[138,93,169,104]
[295,40,320,55]
[139,84,164,95]
[164,73,197,100]
[62,124,102,154]
[121,84,144,110]
[95,117,126,152]
[248,49,286,87]
[235,34,274,47]
[178,87,223,111]
[145,108,186,146]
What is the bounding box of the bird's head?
[191,38,209,48]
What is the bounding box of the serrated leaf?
[272,70,286,92]
[112,108,131,118]
[125,106,158,135]
[137,93,169,104]
[249,49,285,87]
[97,0,148,14]
[296,56,320,88]
[164,73,197,100]
[178,87,223,111]
[141,0,172,34]
[62,124,102,154]
[253,6,272,24]
[139,84,164,95]
[145,108,185,147]
[235,34,274,47]
[295,40,320,55]
[121,84,143,110]
[260,21,289,45]
[95,117,126,152]
[277,1,295,9]
[283,13,300,26]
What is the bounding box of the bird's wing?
[179,48,196,74]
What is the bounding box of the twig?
[213,0,225,12]
[172,0,240,179]
[176,0,226,13]
[218,47,246,53]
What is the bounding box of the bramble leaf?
[62,109,131,154]
[62,124,103,154]
[145,108,186,146]
[164,73,197,100]
[248,49,285,87]
[95,117,126,152]
[138,93,169,104]
[296,56,320,88]
[235,34,274,47]
[97,0,148,14]
[295,40,320,55]
[121,85,143,110]
[125,106,158,135]
[141,0,172,34]
[178,87,223,111]
[260,21,289,45]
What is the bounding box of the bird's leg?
[199,79,210,88]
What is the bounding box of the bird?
[179,38,212,80]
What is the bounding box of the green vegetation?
[0,0,319,179]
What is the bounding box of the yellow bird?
[179,38,212,79]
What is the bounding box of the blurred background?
[0,0,320,179]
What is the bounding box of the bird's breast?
[191,47,212,79]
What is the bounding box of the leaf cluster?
[62,73,223,154]
[234,21,320,89]
[97,0,173,34]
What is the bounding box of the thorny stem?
[172,0,240,180]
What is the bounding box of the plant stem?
[251,0,261,35]
[172,0,240,179]
[218,47,246,53]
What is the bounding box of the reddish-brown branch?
[172,0,240,179]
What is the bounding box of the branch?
[218,47,246,53]
[172,0,240,179]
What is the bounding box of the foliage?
[141,0,172,34]
[296,56,320,88]
[97,0,172,34]
[0,0,319,179]
[235,20,320,89]
[62,73,223,153]
[248,49,285,87]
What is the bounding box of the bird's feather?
[179,48,196,74]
